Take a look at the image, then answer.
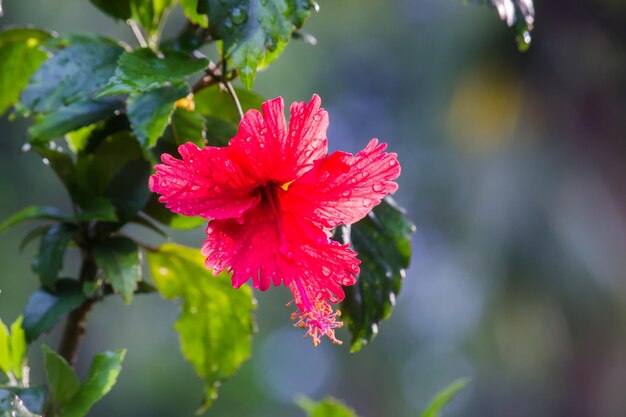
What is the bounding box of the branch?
[57,251,98,366]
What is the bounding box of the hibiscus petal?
[282,139,401,228]
[201,198,359,302]
[149,142,260,220]
[228,95,329,184]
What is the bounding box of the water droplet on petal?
[389,160,397,166]
[362,199,371,207]
[372,183,384,192]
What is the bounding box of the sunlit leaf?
[20,37,123,114]
[23,280,86,342]
[59,350,126,417]
[194,84,264,124]
[201,0,318,88]
[97,48,207,96]
[0,28,51,116]
[0,317,27,381]
[180,0,208,27]
[93,237,140,304]
[90,0,176,35]
[296,396,359,417]
[339,198,415,352]
[42,345,80,404]
[419,378,470,417]
[146,242,255,410]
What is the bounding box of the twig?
[127,19,148,48]
[57,252,98,366]
[224,80,244,120]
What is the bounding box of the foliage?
[0,0,528,414]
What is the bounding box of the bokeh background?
[2,1,626,416]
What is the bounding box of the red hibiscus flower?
[149,95,400,345]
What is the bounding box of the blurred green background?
[2,1,626,416]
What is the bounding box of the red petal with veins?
[281,139,400,228]
[228,95,328,184]
[201,186,358,302]
[149,143,260,220]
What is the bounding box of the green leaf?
[127,83,189,149]
[296,396,359,417]
[107,158,152,222]
[0,386,47,416]
[28,99,121,144]
[31,144,77,197]
[20,38,124,114]
[340,197,415,352]
[476,0,535,51]
[22,280,86,342]
[146,243,255,410]
[142,194,206,230]
[19,226,51,252]
[0,317,27,380]
[32,224,77,290]
[419,378,470,417]
[93,237,140,304]
[98,48,207,96]
[60,349,126,417]
[169,108,206,146]
[202,0,317,88]
[74,131,143,210]
[0,28,51,116]
[42,345,80,404]
[194,84,264,124]
[181,0,208,27]
[88,0,131,21]
[8,318,26,380]
[0,206,68,234]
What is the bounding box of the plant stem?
[127,19,148,48]
[57,252,98,366]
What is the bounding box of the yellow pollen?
[280,180,295,191]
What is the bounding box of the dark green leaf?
[146,243,255,410]
[42,344,80,404]
[60,350,126,417]
[340,198,415,352]
[88,0,132,21]
[23,280,86,342]
[93,237,140,303]
[32,223,77,290]
[28,99,121,144]
[181,0,208,27]
[475,0,535,51]
[74,131,143,209]
[19,226,51,252]
[107,158,152,222]
[127,83,189,149]
[20,38,124,114]
[0,389,38,417]
[202,0,317,88]
[419,378,470,417]
[98,48,207,96]
[0,28,51,116]
[194,84,264,124]
[296,396,359,417]
[31,144,77,196]
[0,206,68,234]
[142,194,206,230]
[73,198,119,222]
[0,385,47,415]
